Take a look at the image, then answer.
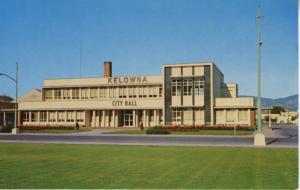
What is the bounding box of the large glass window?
[109,87,117,98]
[183,79,193,96]
[63,89,71,99]
[90,88,98,99]
[226,109,235,122]
[22,112,30,122]
[238,109,248,122]
[72,89,79,99]
[40,111,47,122]
[76,111,84,122]
[119,87,127,98]
[54,89,62,99]
[183,109,193,125]
[99,88,107,99]
[49,112,56,122]
[58,111,65,122]
[172,109,181,124]
[81,88,89,99]
[138,86,147,98]
[149,86,157,98]
[171,80,181,96]
[67,112,74,122]
[128,87,136,98]
[45,89,53,100]
[194,79,204,96]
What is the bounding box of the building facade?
[18,62,255,128]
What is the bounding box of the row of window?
[171,79,204,96]
[216,109,248,122]
[172,108,204,124]
[22,111,84,123]
[44,86,163,100]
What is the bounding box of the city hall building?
[18,62,255,128]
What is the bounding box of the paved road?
[0,126,297,148]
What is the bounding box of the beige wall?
[215,97,254,108]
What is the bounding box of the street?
[0,125,297,148]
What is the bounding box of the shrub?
[0,126,14,133]
[162,125,253,131]
[146,126,170,135]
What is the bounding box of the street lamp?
[0,63,19,134]
[254,3,266,146]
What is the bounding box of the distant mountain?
[241,94,298,111]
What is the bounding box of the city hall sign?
[108,76,148,84]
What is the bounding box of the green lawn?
[20,128,91,134]
[0,143,297,189]
[107,129,253,135]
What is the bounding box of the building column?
[154,110,157,126]
[74,111,77,124]
[102,110,106,127]
[29,111,32,123]
[92,110,96,127]
[224,109,227,124]
[112,110,115,127]
[235,109,239,124]
[37,111,40,124]
[143,110,146,127]
[248,109,251,126]
[136,111,139,127]
[18,111,22,127]
[133,110,136,127]
[3,112,6,127]
[65,111,68,124]
[106,111,110,127]
[55,111,58,124]
[95,111,99,127]
[46,111,49,124]
[115,111,119,127]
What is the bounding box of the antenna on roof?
[80,47,83,78]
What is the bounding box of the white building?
[18,62,255,128]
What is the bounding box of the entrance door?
[123,110,133,127]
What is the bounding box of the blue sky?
[0,0,297,99]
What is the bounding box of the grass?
[0,143,297,189]
[107,129,253,135]
[20,128,91,134]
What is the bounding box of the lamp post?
[254,3,266,146]
[0,63,19,134]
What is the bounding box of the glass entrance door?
[123,110,133,127]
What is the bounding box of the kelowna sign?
[108,76,148,84]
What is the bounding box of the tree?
[271,106,285,114]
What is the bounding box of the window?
[63,89,71,99]
[172,109,181,124]
[238,109,248,122]
[159,87,163,97]
[138,86,147,98]
[171,80,181,96]
[57,111,65,122]
[194,79,204,96]
[40,111,47,122]
[128,87,137,98]
[183,109,193,125]
[81,88,89,99]
[90,88,98,99]
[76,111,84,122]
[109,87,118,98]
[49,112,56,122]
[54,89,62,99]
[22,112,29,122]
[31,112,38,122]
[45,89,53,100]
[99,88,107,99]
[226,109,235,122]
[72,89,79,99]
[149,86,157,98]
[119,87,127,98]
[183,79,193,96]
[67,112,74,122]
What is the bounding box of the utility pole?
[254,1,266,146]
[80,47,83,78]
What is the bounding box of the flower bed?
[18,125,75,130]
[162,125,253,131]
